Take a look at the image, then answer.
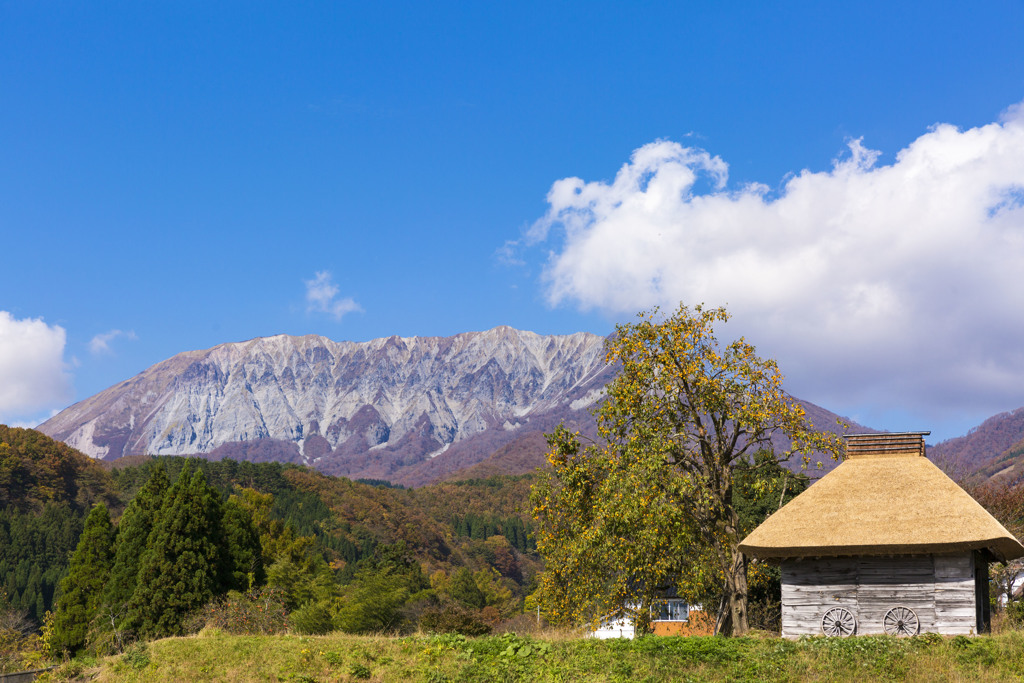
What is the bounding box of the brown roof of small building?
[739,433,1024,562]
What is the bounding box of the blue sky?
[2,1,1024,442]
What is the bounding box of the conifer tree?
[50,503,114,654]
[128,466,225,638]
[222,496,264,591]
[448,567,486,609]
[100,464,169,638]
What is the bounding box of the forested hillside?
[929,408,1024,478]
[1,427,542,665]
[0,426,122,624]
[0,425,120,512]
[104,456,539,576]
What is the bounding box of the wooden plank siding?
[780,553,981,637]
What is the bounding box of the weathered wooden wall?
[780,553,979,637]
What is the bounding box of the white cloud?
[89,329,138,355]
[526,102,1024,435]
[495,239,527,267]
[304,271,362,321]
[0,312,72,423]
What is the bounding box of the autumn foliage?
[532,304,843,635]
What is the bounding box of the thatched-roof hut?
[740,432,1024,637]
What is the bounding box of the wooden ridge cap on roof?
[844,431,930,458]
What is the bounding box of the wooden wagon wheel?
[883,606,919,636]
[821,607,856,637]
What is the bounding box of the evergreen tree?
[222,496,264,591]
[448,567,486,609]
[334,543,429,634]
[50,503,114,654]
[127,466,225,638]
[470,514,486,540]
[0,501,83,624]
[264,525,336,612]
[101,464,169,637]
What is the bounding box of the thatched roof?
[739,433,1024,562]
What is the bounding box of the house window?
[654,599,689,622]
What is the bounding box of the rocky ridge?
[39,327,615,484]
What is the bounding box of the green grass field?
[38,629,1024,682]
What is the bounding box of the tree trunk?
[717,492,750,636]
[714,479,750,637]
[725,544,750,636]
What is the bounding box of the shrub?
[349,662,372,679]
[1006,600,1024,628]
[195,588,289,635]
[419,605,491,636]
[291,601,334,635]
[120,641,150,670]
[496,612,548,635]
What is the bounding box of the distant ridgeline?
[0,426,540,644]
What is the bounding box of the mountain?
[36,326,871,486]
[39,327,616,486]
[927,408,1024,473]
[925,408,1024,483]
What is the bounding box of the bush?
[85,620,125,658]
[291,601,334,635]
[496,612,548,635]
[1006,600,1024,628]
[1,597,46,673]
[748,598,781,633]
[194,588,289,635]
[348,662,372,679]
[419,605,491,636]
[0,629,45,674]
[121,641,150,670]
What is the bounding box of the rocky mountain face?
[39,327,616,485]
[38,324,880,487]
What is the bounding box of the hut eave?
[739,538,1024,563]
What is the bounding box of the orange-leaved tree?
[531,304,843,636]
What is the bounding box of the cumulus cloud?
[0,312,72,422]
[526,103,1024,433]
[88,329,138,355]
[305,271,362,321]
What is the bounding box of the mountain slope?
[0,425,119,513]
[930,408,1024,485]
[441,395,867,485]
[927,408,1024,479]
[40,327,616,485]
[0,426,123,624]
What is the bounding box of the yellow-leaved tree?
[531,304,843,636]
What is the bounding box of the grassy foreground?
[40,630,1024,682]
